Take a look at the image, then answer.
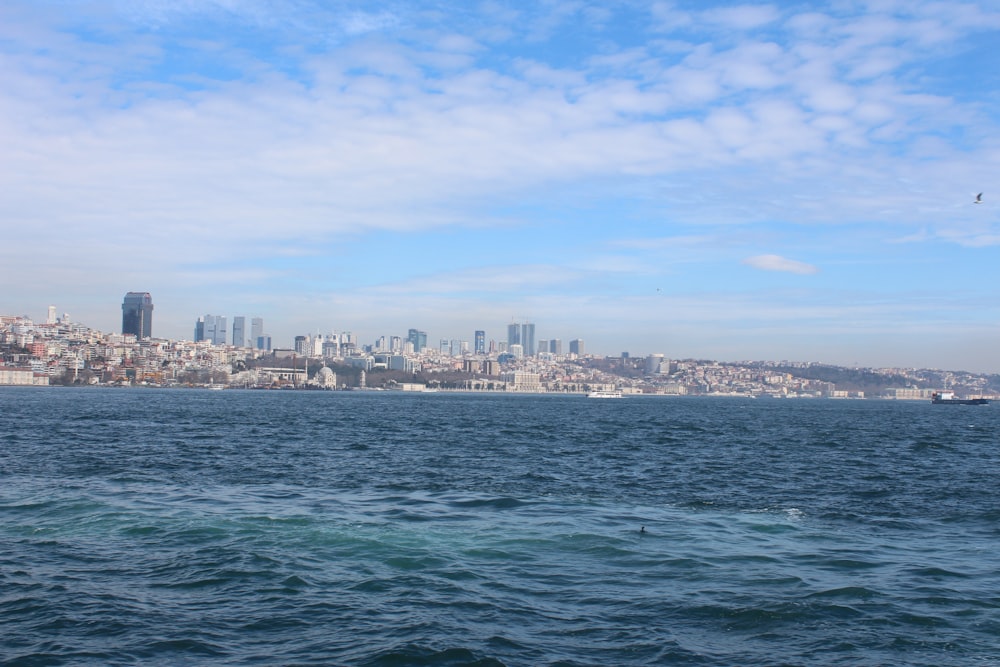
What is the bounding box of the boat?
[931,391,990,405]
[587,389,623,399]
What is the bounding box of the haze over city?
[2,1,999,373]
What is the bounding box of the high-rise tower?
[251,317,264,349]
[195,315,226,345]
[407,328,427,353]
[507,323,520,349]
[121,292,154,339]
[521,322,535,357]
[232,316,246,347]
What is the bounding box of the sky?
[2,1,999,372]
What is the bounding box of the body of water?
[2,388,998,665]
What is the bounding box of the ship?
[931,391,990,405]
[587,389,623,399]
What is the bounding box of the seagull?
[974,193,983,204]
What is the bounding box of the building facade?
[121,292,154,339]
[251,317,264,349]
[195,315,227,345]
[232,316,245,348]
[407,328,427,353]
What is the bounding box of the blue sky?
[2,1,999,371]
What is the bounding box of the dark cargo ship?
[931,391,990,405]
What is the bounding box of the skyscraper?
[232,316,246,347]
[121,292,154,339]
[569,339,585,356]
[251,317,264,349]
[507,323,520,349]
[208,316,226,345]
[474,330,485,355]
[521,322,535,357]
[195,315,226,345]
[407,328,427,353]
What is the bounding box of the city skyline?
[2,2,999,373]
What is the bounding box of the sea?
[2,387,998,666]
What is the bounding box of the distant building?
[232,316,246,347]
[521,322,535,356]
[646,354,667,374]
[569,339,584,356]
[501,370,542,392]
[0,367,49,386]
[121,292,154,339]
[312,365,337,389]
[507,321,536,356]
[195,315,226,345]
[507,323,520,349]
[474,330,485,355]
[407,328,427,353]
[251,317,264,349]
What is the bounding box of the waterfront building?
[501,370,542,392]
[121,292,154,339]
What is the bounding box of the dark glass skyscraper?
[121,292,154,339]
[407,328,427,352]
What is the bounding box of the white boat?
[587,389,623,399]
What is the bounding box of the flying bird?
[974,193,983,204]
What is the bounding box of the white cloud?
[700,4,781,30]
[743,255,820,274]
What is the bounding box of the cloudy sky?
[2,1,999,371]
